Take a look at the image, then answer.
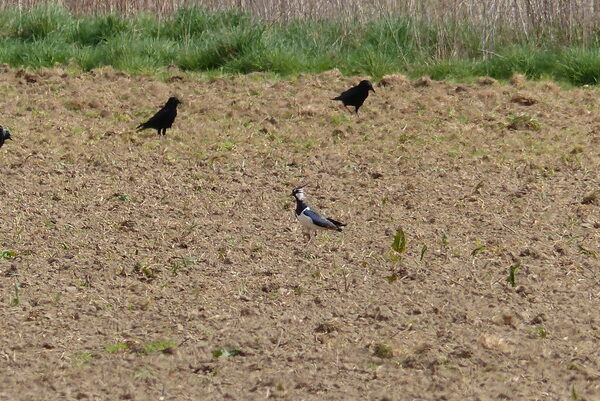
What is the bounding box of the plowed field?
[1,68,599,401]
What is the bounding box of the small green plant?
[104,343,128,353]
[507,263,519,287]
[507,113,541,131]
[534,326,547,339]
[9,282,21,306]
[441,232,449,247]
[216,140,236,152]
[391,228,406,254]
[71,352,94,367]
[0,250,16,260]
[115,193,131,202]
[577,244,598,259]
[133,369,151,379]
[389,228,407,263]
[170,256,197,275]
[471,244,487,256]
[212,347,243,358]
[142,340,176,354]
[373,343,394,359]
[571,385,579,401]
[419,244,427,261]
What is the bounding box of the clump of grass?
[104,343,129,353]
[507,113,541,131]
[373,343,394,359]
[507,263,519,287]
[170,256,197,275]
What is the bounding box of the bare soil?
[0,67,599,401]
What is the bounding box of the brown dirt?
[0,68,599,401]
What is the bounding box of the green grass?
[142,340,176,354]
[1,4,600,84]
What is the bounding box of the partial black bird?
[291,185,346,244]
[0,126,12,149]
[332,80,375,114]
[137,97,182,136]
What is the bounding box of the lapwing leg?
[305,231,314,245]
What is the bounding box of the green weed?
[142,340,176,354]
[0,250,16,260]
[104,343,128,353]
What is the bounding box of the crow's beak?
[7,136,12,140]
[370,86,376,93]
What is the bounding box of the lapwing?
[332,80,375,114]
[0,126,12,149]
[137,96,182,136]
[291,185,346,244]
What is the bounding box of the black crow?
[0,126,12,149]
[332,80,375,114]
[137,97,182,136]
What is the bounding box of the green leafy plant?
[391,228,406,254]
[0,250,16,260]
[534,326,547,339]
